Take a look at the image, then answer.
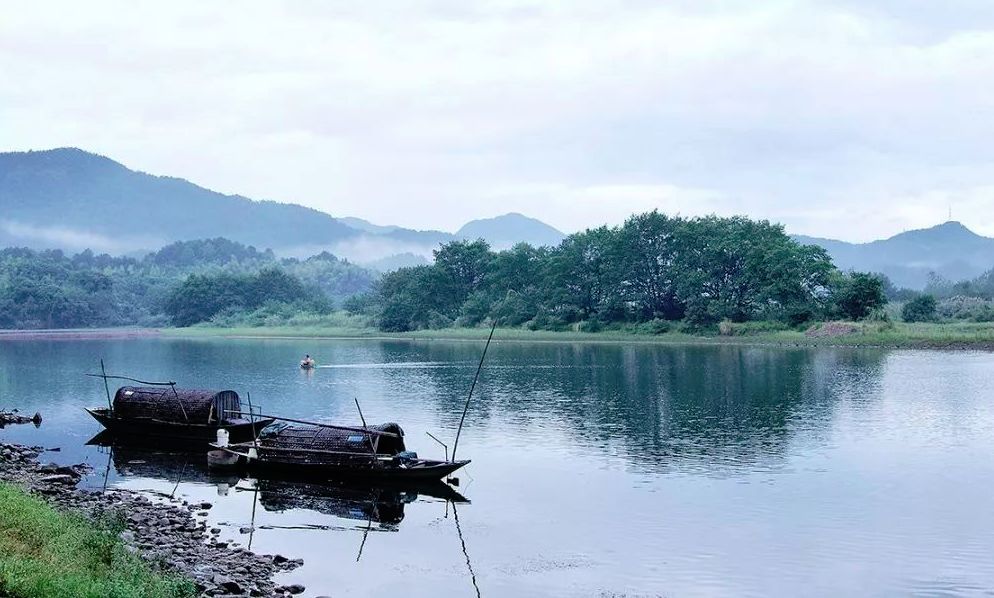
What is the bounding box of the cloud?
[3,0,994,241]
[0,220,161,254]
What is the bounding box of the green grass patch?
[0,483,195,598]
[164,319,994,349]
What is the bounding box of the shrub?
[578,319,603,333]
[634,318,672,335]
[833,272,887,320]
[426,310,453,330]
[936,296,994,322]
[901,294,937,322]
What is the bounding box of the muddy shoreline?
[0,439,312,597]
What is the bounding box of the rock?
[37,474,74,484]
[212,574,242,594]
[239,526,253,534]
[286,584,306,595]
[272,554,289,564]
[199,502,213,509]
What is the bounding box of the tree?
[429,240,493,317]
[902,294,937,322]
[615,211,683,320]
[544,227,618,322]
[832,272,886,320]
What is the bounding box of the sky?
[3,0,994,241]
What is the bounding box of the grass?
[163,317,994,349]
[0,483,195,598]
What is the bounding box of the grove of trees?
[353,212,887,332]
[0,214,896,332]
[0,239,376,329]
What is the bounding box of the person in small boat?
[300,354,316,369]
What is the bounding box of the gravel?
[0,440,307,597]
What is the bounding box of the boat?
[86,385,274,444]
[210,421,469,482]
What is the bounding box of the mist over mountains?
[794,221,994,289]
[2,148,992,286]
[0,148,565,267]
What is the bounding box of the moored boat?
[86,386,274,444]
[211,421,469,482]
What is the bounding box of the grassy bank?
[164,319,994,349]
[0,483,194,598]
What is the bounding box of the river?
[1,337,993,597]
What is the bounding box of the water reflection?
[257,478,468,525]
[87,432,241,490]
[383,342,890,474]
[7,338,994,596]
[87,431,469,528]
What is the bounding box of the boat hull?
[213,445,469,482]
[86,408,273,444]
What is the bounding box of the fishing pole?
[451,317,498,462]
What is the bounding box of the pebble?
[0,439,305,597]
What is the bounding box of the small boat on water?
[86,385,274,444]
[210,421,469,482]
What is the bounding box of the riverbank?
[0,328,162,341]
[0,481,193,597]
[0,441,306,597]
[164,320,994,350]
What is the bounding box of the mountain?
[0,148,359,255]
[0,148,563,267]
[457,212,566,249]
[794,221,994,289]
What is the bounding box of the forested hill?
[0,148,359,255]
[0,238,376,329]
[793,221,994,289]
[0,148,567,264]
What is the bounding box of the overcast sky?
[3,0,994,241]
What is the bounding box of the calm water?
[2,337,994,597]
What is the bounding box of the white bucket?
[216,428,229,448]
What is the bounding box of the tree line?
[0,239,375,329]
[351,212,887,332]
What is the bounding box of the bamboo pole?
[451,318,498,461]
[99,359,112,411]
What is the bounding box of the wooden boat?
[211,421,469,482]
[86,386,274,444]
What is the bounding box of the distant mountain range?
[0,148,566,268]
[6,149,989,286]
[794,221,994,289]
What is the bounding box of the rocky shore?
[0,409,43,426]
[0,440,314,597]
